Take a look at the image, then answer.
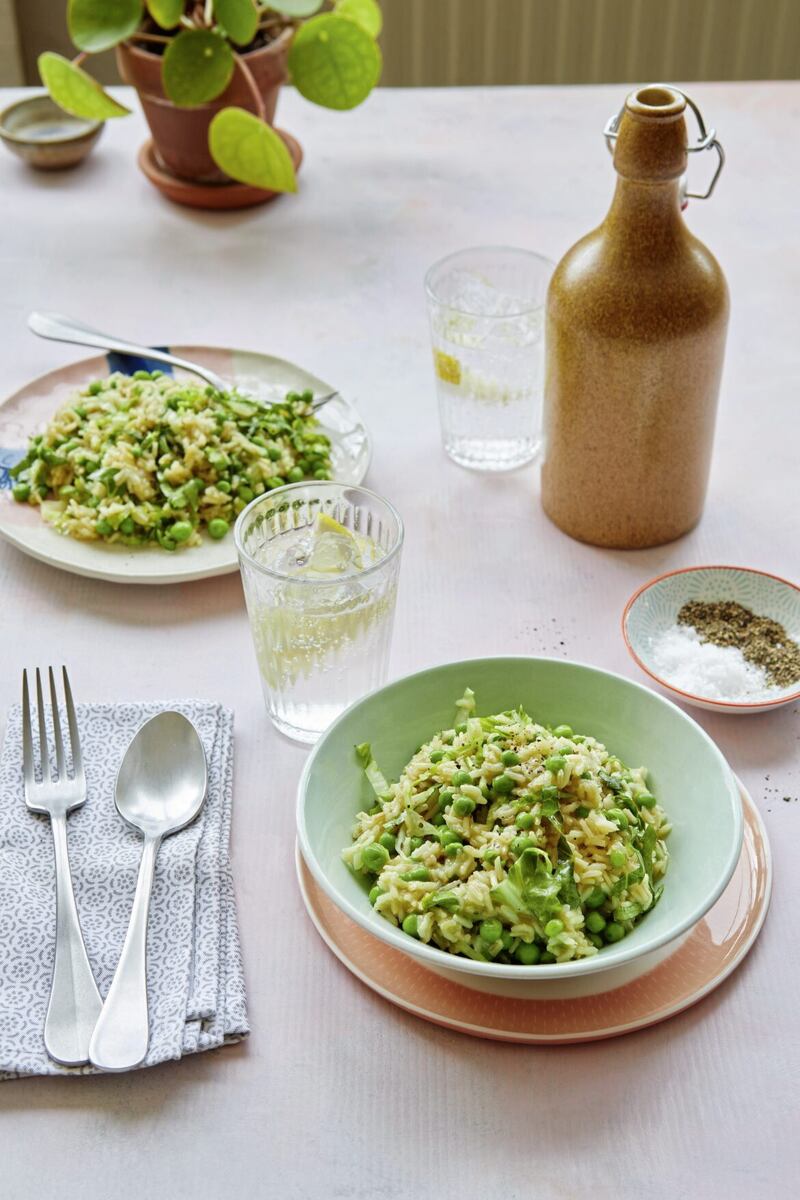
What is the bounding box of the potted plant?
[39,0,382,195]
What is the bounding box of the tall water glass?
[425,246,553,471]
[235,482,403,744]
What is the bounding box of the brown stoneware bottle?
[541,85,729,548]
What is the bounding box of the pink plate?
[296,779,770,1043]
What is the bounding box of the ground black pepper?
[677,600,800,689]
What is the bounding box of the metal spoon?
[88,712,207,1072]
[28,311,339,411]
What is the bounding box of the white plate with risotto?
[0,346,371,585]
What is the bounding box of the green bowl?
[297,656,743,987]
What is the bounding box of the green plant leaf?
[162,29,235,106]
[146,0,183,29]
[38,52,132,119]
[67,0,143,53]
[209,107,297,191]
[268,1,324,15]
[288,13,381,110]
[335,0,382,38]
[213,0,258,46]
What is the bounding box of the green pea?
[170,521,193,543]
[452,769,472,787]
[575,805,591,819]
[452,796,475,818]
[11,483,30,502]
[95,518,113,536]
[430,812,446,827]
[609,847,628,870]
[501,750,520,766]
[87,381,103,395]
[479,919,503,944]
[362,843,389,873]
[132,369,151,380]
[287,466,305,483]
[437,789,454,811]
[409,837,423,851]
[492,774,515,795]
[604,922,626,943]
[401,867,430,882]
[430,750,445,763]
[119,517,135,535]
[313,468,330,480]
[638,793,657,808]
[544,918,564,938]
[207,518,230,540]
[585,911,607,933]
[553,725,574,738]
[584,887,607,909]
[545,755,566,774]
[588,932,604,949]
[607,807,629,829]
[266,476,285,490]
[483,847,500,863]
[378,832,396,852]
[437,830,461,847]
[368,886,382,905]
[538,950,556,963]
[516,811,534,830]
[402,914,419,937]
[455,723,467,734]
[238,485,255,503]
[510,836,534,857]
[516,942,541,965]
[572,734,586,744]
[445,842,462,858]
[266,443,282,462]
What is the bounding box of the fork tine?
[21,670,35,793]
[35,667,50,783]
[62,667,82,779]
[49,667,66,780]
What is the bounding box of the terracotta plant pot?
[116,30,291,183]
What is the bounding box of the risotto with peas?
[342,689,670,964]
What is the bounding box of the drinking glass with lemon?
[235,483,404,743]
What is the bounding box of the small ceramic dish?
[297,656,743,1000]
[623,566,800,714]
[0,94,103,170]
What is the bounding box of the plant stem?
[234,52,266,120]
[130,30,172,44]
[73,52,88,68]
[204,0,214,23]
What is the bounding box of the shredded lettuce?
[491,848,561,923]
[454,687,476,723]
[354,742,392,802]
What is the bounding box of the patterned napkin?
[0,700,248,1078]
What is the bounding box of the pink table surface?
[0,82,798,1199]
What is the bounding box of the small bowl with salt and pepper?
[623,566,800,714]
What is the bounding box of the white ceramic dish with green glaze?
[623,565,800,714]
[297,657,743,1000]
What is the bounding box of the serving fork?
[22,667,102,1066]
[28,311,339,411]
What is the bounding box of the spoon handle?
[89,835,160,1072]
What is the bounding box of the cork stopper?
[613,84,688,183]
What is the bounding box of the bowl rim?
[622,564,800,711]
[0,94,104,145]
[296,653,744,980]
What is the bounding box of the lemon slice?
[300,512,363,574]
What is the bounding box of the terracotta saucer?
[137,130,303,210]
[296,778,771,1044]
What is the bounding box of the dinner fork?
[27,312,339,411]
[22,667,102,1066]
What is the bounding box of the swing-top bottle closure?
[603,84,725,202]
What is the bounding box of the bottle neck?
[606,176,685,254]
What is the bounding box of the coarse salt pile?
[649,625,784,701]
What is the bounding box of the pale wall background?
[4,0,800,88]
